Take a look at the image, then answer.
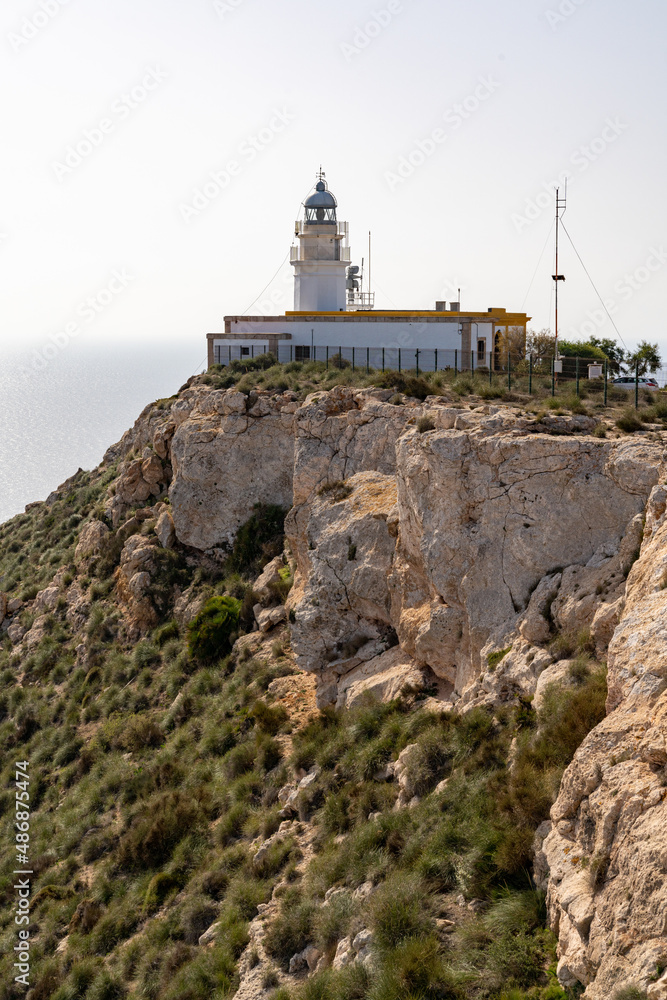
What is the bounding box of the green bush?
[117,791,208,871]
[143,873,181,914]
[264,888,316,970]
[616,409,643,433]
[370,875,434,949]
[227,504,287,575]
[187,596,241,661]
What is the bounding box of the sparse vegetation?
[0,358,651,1000]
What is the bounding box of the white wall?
[226,317,493,351]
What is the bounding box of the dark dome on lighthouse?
[304,177,338,224]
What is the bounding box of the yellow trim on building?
[285,310,530,322]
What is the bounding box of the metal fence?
[212,344,667,405]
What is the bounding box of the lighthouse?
[208,171,530,370]
[290,172,351,312]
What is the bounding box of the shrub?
[143,873,180,914]
[589,851,610,890]
[119,714,163,751]
[370,875,433,949]
[318,480,353,503]
[87,972,127,1000]
[487,647,511,671]
[215,802,249,846]
[117,791,207,870]
[155,620,180,646]
[616,409,643,433]
[181,896,219,944]
[52,960,99,1000]
[252,699,289,735]
[188,596,241,661]
[612,989,649,1000]
[227,504,287,575]
[264,888,317,970]
[417,416,436,433]
[373,372,435,401]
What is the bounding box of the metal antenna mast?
[553,185,567,358]
[368,231,372,305]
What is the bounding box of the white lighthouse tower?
[290,172,351,312]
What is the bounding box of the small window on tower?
[477,338,486,361]
[295,346,311,361]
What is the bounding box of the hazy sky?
[2,0,667,366]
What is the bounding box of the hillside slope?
[1,364,666,1000]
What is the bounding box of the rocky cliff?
[2,373,667,998]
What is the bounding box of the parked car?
[611,376,661,391]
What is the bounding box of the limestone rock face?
[284,397,660,708]
[390,427,660,696]
[169,389,296,551]
[287,470,400,706]
[543,483,667,997]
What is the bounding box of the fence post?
[551,357,555,397]
[604,359,608,406]
[508,350,511,391]
[326,346,329,370]
[228,346,231,365]
[489,353,492,386]
[434,348,438,372]
[471,351,475,373]
[290,345,293,362]
[382,347,385,372]
[635,360,639,409]
[398,348,401,373]
[415,349,419,376]
[529,355,533,395]
[352,347,355,372]
[366,347,370,374]
[454,349,458,377]
[576,356,580,396]
[313,345,316,363]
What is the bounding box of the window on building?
[241,347,250,357]
[477,338,486,362]
[295,346,311,361]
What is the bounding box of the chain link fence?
[212,343,666,406]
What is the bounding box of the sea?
[0,340,206,526]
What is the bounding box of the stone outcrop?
[283,397,660,707]
[169,389,297,551]
[542,482,667,997]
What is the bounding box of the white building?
[207,174,529,372]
